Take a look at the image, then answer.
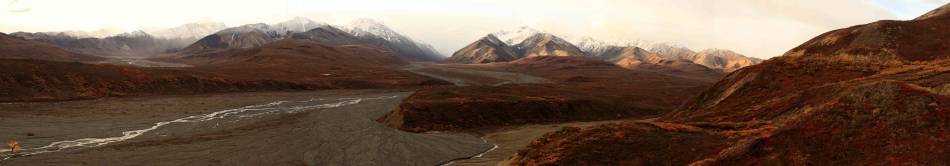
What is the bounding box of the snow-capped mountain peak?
[115,30,152,38]
[143,21,227,39]
[569,36,613,55]
[492,26,542,45]
[345,18,406,43]
[271,17,328,34]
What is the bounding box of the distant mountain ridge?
[10,30,195,57]
[0,32,104,62]
[12,18,444,61]
[455,26,762,72]
[181,17,444,61]
[10,21,229,57]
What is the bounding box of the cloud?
[7,0,31,13]
[9,8,29,13]
[921,0,950,5]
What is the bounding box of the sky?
[1,0,947,59]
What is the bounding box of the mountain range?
[10,17,444,61]
[0,32,104,62]
[449,26,763,72]
[179,17,444,61]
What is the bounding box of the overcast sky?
[1,0,947,58]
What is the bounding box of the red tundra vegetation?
[0,39,448,102]
[379,56,719,132]
[511,4,950,165]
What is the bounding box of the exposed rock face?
[516,33,590,57]
[513,4,950,165]
[446,34,518,63]
[0,32,103,62]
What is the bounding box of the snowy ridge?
[492,26,542,45]
[342,18,444,59]
[271,17,329,34]
[345,18,407,43]
[114,30,152,38]
[144,22,227,39]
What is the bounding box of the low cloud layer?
[1,0,946,58]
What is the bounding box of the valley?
[1,2,947,165]
[0,90,491,165]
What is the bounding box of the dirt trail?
[0,90,491,165]
[404,63,547,86]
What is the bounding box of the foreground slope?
[512,4,950,165]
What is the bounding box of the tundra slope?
[512,4,950,165]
